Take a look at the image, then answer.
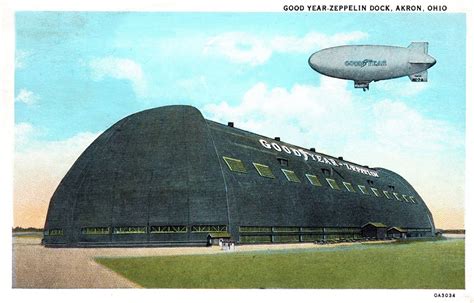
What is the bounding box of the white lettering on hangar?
[258,138,379,177]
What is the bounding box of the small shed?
[207,232,231,246]
[387,227,407,239]
[361,222,387,239]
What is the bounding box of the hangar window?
[113,226,146,234]
[402,194,410,203]
[409,196,417,204]
[239,226,272,233]
[45,229,63,236]
[253,163,275,178]
[273,235,300,243]
[358,185,369,195]
[281,169,301,182]
[326,227,361,233]
[81,227,110,235]
[301,227,324,232]
[223,156,247,173]
[343,182,356,192]
[305,174,322,186]
[273,227,299,232]
[240,235,272,243]
[326,178,341,190]
[301,234,325,242]
[393,192,402,201]
[371,188,381,197]
[191,225,227,233]
[150,226,187,233]
[383,190,393,199]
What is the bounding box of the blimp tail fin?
[408,42,428,54]
[409,70,428,82]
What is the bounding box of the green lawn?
[95,239,464,289]
[12,232,43,239]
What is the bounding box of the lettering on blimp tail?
[345,59,387,67]
[259,139,379,177]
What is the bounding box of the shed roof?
[362,222,387,228]
[208,232,231,238]
[387,226,407,233]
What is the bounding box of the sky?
[14,12,465,229]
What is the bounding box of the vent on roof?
[338,156,343,160]
[321,168,331,177]
[227,122,234,127]
[310,148,316,152]
[277,157,289,167]
[274,137,280,141]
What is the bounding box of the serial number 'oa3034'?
[434,292,455,298]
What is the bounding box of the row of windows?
[43,229,64,236]
[110,225,227,234]
[113,227,147,234]
[405,228,432,232]
[239,233,364,244]
[150,226,187,233]
[46,225,228,236]
[238,226,362,234]
[223,156,417,204]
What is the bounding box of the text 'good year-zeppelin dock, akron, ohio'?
[43,105,435,247]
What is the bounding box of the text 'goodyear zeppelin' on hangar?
[43,105,435,247]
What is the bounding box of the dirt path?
[13,237,140,288]
[13,236,392,288]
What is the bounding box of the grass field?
[12,232,44,239]
[96,239,464,289]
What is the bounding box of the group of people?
[219,239,235,251]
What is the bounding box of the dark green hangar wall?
[43,105,435,247]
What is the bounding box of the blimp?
[308,42,436,91]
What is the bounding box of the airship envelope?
[308,42,436,91]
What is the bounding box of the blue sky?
[15,12,465,139]
[14,12,465,228]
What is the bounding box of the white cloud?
[376,80,429,96]
[15,50,31,70]
[204,32,272,66]
[14,128,100,227]
[15,122,35,147]
[204,31,368,65]
[204,80,462,160]
[371,99,463,152]
[270,31,369,53]
[204,77,360,153]
[204,81,464,228]
[15,89,39,105]
[89,57,147,97]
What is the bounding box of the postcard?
[2,0,472,302]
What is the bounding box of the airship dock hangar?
[43,105,435,247]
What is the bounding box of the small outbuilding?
[207,232,231,246]
[361,222,387,240]
[387,226,407,239]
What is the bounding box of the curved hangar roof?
[43,105,435,247]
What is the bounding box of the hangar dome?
[43,105,435,247]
